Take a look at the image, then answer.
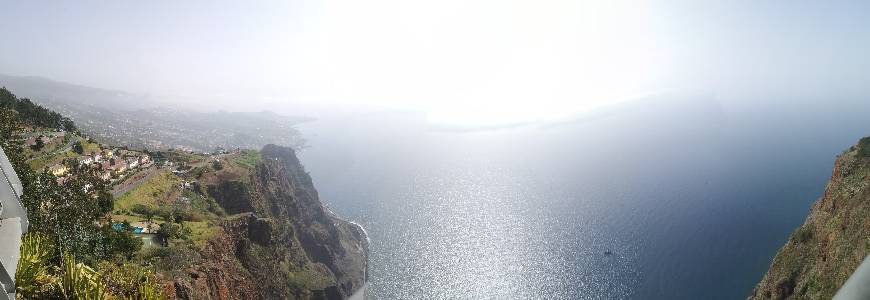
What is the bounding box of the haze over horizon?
[2,1,870,125]
[2,2,870,299]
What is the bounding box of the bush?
[73,140,84,154]
[99,224,143,260]
[793,224,814,244]
[212,160,224,171]
[156,223,191,245]
[30,137,44,151]
[857,136,870,158]
[141,244,201,273]
[131,204,154,216]
[98,261,163,299]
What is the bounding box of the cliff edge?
[749,138,870,299]
[167,145,367,299]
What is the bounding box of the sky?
[1,1,869,125]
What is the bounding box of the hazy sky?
[2,1,869,125]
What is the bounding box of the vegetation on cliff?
[1,90,154,298]
[154,144,367,299]
[2,87,366,299]
[0,87,75,131]
[749,138,870,299]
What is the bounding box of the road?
[25,135,79,162]
[111,166,159,198]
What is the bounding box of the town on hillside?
[19,126,245,248]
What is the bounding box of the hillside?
[152,145,368,299]
[0,87,366,299]
[749,138,870,299]
[0,74,309,152]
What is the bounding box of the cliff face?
[168,145,367,299]
[749,142,870,299]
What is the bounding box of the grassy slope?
[114,170,180,211]
[231,149,262,168]
[26,136,101,170]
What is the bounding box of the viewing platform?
[0,146,28,300]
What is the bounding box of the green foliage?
[0,106,135,264]
[0,88,161,298]
[287,269,331,291]
[16,234,159,299]
[130,204,154,217]
[16,232,60,298]
[114,171,179,212]
[98,262,163,300]
[857,136,870,158]
[140,245,201,274]
[99,224,143,260]
[150,150,201,164]
[0,87,76,131]
[97,186,114,215]
[233,150,262,168]
[73,140,84,155]
[31,137,45,151]
[61,252,111,300]
[157,207,190,224]
[155,223,191,245]
[211,160,223,171]
[21,161,138,263]
[0,108,33,186]
[793,224,814,244]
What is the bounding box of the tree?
[73,140,84,154]
[31,136,45,151]
[0,87,77,131]
[155,223,190,246]
[18,156,136,263]
[212,159,223,170]
[96,187,113,214]
[100,224,143,260]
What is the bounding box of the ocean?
[297,95,870,299]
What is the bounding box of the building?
[77,156,93,165]
[109,159,127,175]
[0,145,29,299]
[48,164,68,177]
[127,158,139,169]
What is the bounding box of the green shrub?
[857,136,870,157]
[16,232,60,298]
[131,204,154,216]
[98,262,163,300]
[794,224,814,244]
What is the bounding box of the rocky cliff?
[167,145,367,299]
[749,139,870,299]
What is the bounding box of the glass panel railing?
[834,255,870,300]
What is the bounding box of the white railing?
[0,145,27,300]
